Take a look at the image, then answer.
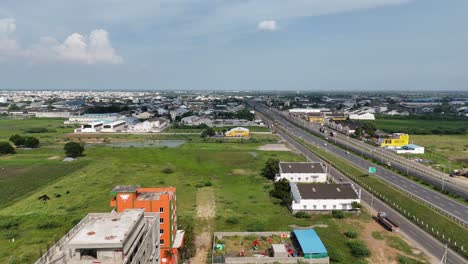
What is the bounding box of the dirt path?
[191,187,215,264]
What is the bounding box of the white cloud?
[55,30,123,64]
[257,20,278,31]
[0,18,19,55]
[0,18,123,64]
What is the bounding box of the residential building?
[225,127,250,138]
[135,112,154,119]
[380,133,410,147]
[277,162,327,183]
[308,112,325,124]
[35,209,160,264]
[110,186,184,264]
[131,118,168,133]
[348,112,375,120]
[290,183,360,213]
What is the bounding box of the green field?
[373,117,467,135]
[165,125,271,133]
[410,134,468,168]
[0,118,429,263]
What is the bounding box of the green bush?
[332,210,345,219]
[347,240,371,258]
[204,181,212,187]
[0,219,20,230]
[0,142,15,155]
[24,127,49,133]
[162,167,175,174]
[24,137,40,148]
[294,212,311,219]
[9,134,25,146]
[344,231,358,239]
[226,217,239,225]
[37,221,61,230]
[246,221,266,232]
[64,142,84,157]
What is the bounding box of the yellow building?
[381,133,409,147]
[308,113,325,124]
[225,127,250,138]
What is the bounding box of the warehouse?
[277,162,327,183]
[290,183,360,213]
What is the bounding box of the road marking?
[454,210,461,215]
[434,196,440,200]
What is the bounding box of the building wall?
[381,134,409,147]
[277,173,327,183]
[291,198,360,211]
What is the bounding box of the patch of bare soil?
[191,187,216,264]
[363,221,400,264]
[48,156,60,160]
[257,144,291,151]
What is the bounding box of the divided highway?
[279,110,468,198]
[254,107,467,264]
[250,102,468,226]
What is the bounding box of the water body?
[87,140,185,148]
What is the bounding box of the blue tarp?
[293,229,327,254]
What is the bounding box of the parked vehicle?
[377,212,399,232]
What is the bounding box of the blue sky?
[0,0,467,91]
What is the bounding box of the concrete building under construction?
[35,209,160,264]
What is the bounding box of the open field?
[373,117,467,135]
[0,118,74,144]
[165,125,271,133]
[410,135,468,168]
[0,118,429,263]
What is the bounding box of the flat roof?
[293,229,327,254]
[111,185,140,193]
[280,162,325,174]
[295,183,358,200]
[67,210,144,248]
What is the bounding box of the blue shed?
[293,229,328,259]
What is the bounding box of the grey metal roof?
[280,162,325,174]
[296,183,358,199]
[111,185,140,193]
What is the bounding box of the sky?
[0,0,467,91]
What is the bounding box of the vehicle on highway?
[377,212,400,232]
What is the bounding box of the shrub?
[9,134,25,146]
[226,217,239,225]
[246,221,266,232]
[347,240,371,258]
[351,201,361,209]
[37,221,61,230]
[204,181,212,186]
[2,230,18,239]
[0,142,15,155]
[332,210,345,219]
[261,158,279,180]
[25,127,49,133]
[344,231,358,239]
[294,212,310,219]
[0,219,20,230]
[64,142,84,157]
[162,167,175,174]
[24,137,40,148]
[327,248,344,263]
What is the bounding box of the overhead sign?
[369,167,377,174]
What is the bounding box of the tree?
[24,137,40,148]
[0,142,15,155]
[200,127,215,138]
[9,134,25,147]
[270,179,292,206]
[64,142,84,158]
[261,158,279,180]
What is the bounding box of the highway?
[252,102,468,226]
[280,110,468,198]
[255,109,467,264]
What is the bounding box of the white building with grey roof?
[276,162,328,183]
[290,183,360,213]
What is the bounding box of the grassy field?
[0,118,429,264]
[410,134,468,168]
[373,117,468,135]
[0,118,74,144]
[165,125,271,133]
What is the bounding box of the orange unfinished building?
[110,185,184,264]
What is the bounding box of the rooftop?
[111,185,140,194]
[67,210,144,248]
[280,162,326,174]
[293,229,327,254]
[295,183,358,200]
